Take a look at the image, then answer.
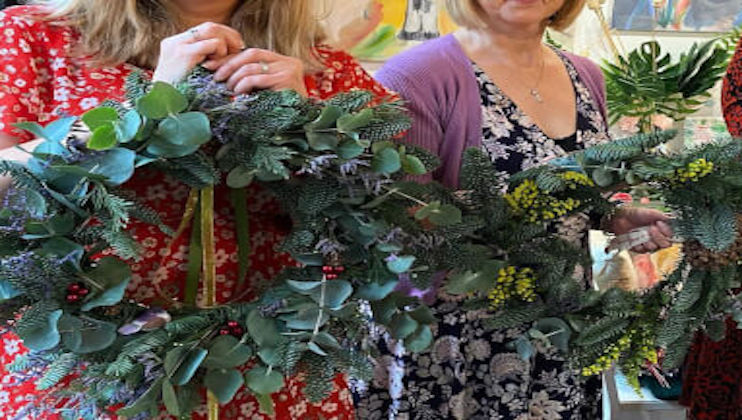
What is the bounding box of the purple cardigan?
[376,34,607,188]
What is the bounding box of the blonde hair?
[34,0,323,69]
[444,0,585,32]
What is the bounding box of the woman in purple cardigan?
[357,0,674,418]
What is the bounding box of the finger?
[189,22,245,52]
[225,63,265,91]
[647,225,672,249]
[233,74,278,95]
[655,220,674,237]
[631,244,649,254]
[214,48,281,81]
[184,38,227,64]
[202,54,237,70]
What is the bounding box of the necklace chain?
[529,47,546,103]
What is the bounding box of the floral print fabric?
[0,5,390,419]
[356,48,608,420]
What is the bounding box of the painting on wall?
[612,0,742,32]
[323,0,457,61]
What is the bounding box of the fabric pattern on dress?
[356,49,607,420]
[0,5,390,419]
[680,37,742,420]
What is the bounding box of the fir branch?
[38,353,78,390]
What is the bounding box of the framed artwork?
[612,0,742,32]
[324,0,457,61]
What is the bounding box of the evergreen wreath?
[1,69,741,419]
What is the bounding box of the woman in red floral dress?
[679,38,742,420]
[0,2,390,419]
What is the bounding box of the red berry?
[326,274,338,280]
[78,288,89,296]
[67,283,81,292]
[231,327,244,336]
[66,294,80,303]
[219,328,231,335]
[227,321,239,328]
[322,266,334,274]
[334,266,345,273]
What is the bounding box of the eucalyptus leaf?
[162,379,181,417]
[337,108,373,132]
[305,105,343,130]
[19,309,62,352]
[247,310,282,349]
[24,189,47,219]
[204,335,253,369]
[82,107,119,131]
[307,132,339,151]
[245,366,284,395]
[204,368,244,404]
[116,110,142,143]
[167,347,208,386]
[401,155,427,175]
[136,82,188,119]
[59,315,117,354]
[88,125,118,151]
[79,148,136,186]
[226,166,256,189]
[80,257,132,311]
[337,139,365,159]
[355,280,398,301]
[386,256,415,274]
[14,116,77,144]
[404,324,432,352]
[390,313,418,339]
[283,307,329,330]
[307,341,328,356]
[156,112,211,147]
[371,147,401,174]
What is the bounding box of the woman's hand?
[153,22,245,84]
[203,48,308,96]
[606,207,674,253]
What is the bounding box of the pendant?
[530,88,544,103]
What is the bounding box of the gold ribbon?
[199,186,220,420]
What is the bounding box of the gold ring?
[259,61,269,74]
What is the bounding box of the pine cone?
[684,214,742,270]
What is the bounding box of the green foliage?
[603,39,729,127]
[38,353,78,390]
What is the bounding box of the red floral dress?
[678,38,742,420]
[0,5,390,419]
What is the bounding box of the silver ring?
[188,27,200,41]
[363,9,370,20]
[259,61,269,74]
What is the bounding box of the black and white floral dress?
[356,50,610,420]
